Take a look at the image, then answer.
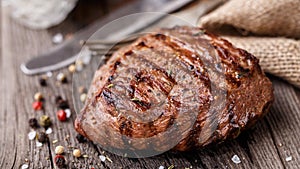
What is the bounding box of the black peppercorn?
[55,96,63,104]
[76,134,86,143]
[37,132,48,143]
[61,77,68,83]
[39,78,47,87]
[57,100,69,109]
[54,155,66,168]
[28,118,39,128]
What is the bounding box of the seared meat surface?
[75,26,273,152]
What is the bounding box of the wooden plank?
[1,1,300,169]
[265,77,300,169]
[1,6,54,169]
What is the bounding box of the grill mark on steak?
[111,33,219,146]
[91,47,183,138]
[151,33,212,86]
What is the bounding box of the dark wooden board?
[1,1,300,169]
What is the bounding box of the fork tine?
[88,45,120,56]
[81,34,139,46]
[87,42,128,50]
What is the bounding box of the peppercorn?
[54,155,66,168]
[39,115,52,128]
[32,101,43,110]
[65,109,71,118]
[76,134,86,143]
[55,145,64,155]
[57,110,67,122]
[34,92,43,101]
[68,64,76,73]
[57,73,67,83]
[39,77,47,86]
[37,132,48,143]
[57,100,69,109]
[28,118,39,128]
[80,93,87,103]
[73,149,81,157]
[55,96,63,104]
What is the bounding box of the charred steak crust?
[75,26,274,151]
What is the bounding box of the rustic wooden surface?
[1,1,300,169]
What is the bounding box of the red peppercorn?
[32,101,43,110]
[54,155,65,168]
[56,110,67,122]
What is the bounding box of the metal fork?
[80,0,223,56]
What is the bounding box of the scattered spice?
[38,77,47,86]
[28,118,39,128]
[168,165,174,169]
[36,141,43,147]
[39,115,52,128]
[231,155,241,164]
[107,84,114,88]
[99,155,106,162]
[73,149,81,157]
[54,155,66,168]
[52,33,64,44]
[34,92,43,101]
[285,156,292,162]
[57,73,67,83]
[45,127,52,134]
[57,110,67,122]
[55,145,65,155]
[37,132,48,143]
[68,64,76,73]
[76,134,86,143]
[131,97,141,102]
[80,93,87,103]
[106,156,112,163]
[56,99,69,109]
[65,109,71,118]
[21,164,29,169]
[78,86,87,94]
[28,131,37,140]
[32,101,43,111]
[46,71,53,77]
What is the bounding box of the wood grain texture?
[1,1,300,169]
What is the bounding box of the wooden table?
[1,1,300,169]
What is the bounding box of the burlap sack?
[199,0,300,38]
[225,36,300,88]
[198,0,300,88]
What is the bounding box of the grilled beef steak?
[75,26,273,152]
